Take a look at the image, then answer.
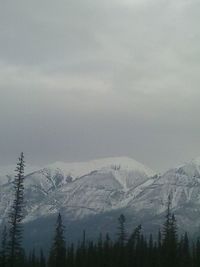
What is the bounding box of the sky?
[0,0,200,172]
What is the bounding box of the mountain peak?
[45,156,155,179]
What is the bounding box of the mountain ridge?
[1,156,200,249]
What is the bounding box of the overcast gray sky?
[0,0,200,172]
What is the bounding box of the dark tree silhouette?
[48,213,66,267]
[0,226,8,267]
[117,214,127,246]
[162,195,178,267]
[7,152,25,267]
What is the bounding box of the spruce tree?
[128,224,142,248]
[195,239,200,267]
[30,249,36,267]
[103,233,111,267]
[157,229,162,267]
[0,226,8,267]
[117,214,127,246]
[48,213,66,267]
[116,214,127,267]
[66,244,74,267]
[7,152,25,267]
[39,249,46,267]
[179,232,190,267]
[162,195,178,267]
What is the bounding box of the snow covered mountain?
[1,156,200,249]
[0,157,155,223]
[128,157,200,233]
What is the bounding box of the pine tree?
[128,224,142,248]
[30,249,36,267]
[157,229,162,267]
[0,226,8,267]
[103,233,111,267]
[7,152,25,267]
[162,195,178,267]
[148,234,155,267]
[66,244,74,267]
[116,214,127,267]
[48,213,66,267]
[39,249,46,267]
[179,232,190,267]
[194,239,200,267]
[117,214,127,246]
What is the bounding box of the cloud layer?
[0,0,200,171]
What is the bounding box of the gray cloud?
[0,0,200,171]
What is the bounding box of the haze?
[0,0,200,172]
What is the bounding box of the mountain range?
[1,156,200,251]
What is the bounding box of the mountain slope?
[2,156,200,250]
[0,157,155,224]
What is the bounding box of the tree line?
[0,153,200,267]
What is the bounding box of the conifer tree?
[128,224,142,248]
[162,195,178,267]
[7,152,25,267]
[30,249,36,267]
[66,244,74,267]
[157,229,162,267]
[0,226,8,267]
[48,213,66,267]
[148,234,155,267]
[103,233,111,267]
[179,232,190,267]
[195,239,200,267]
[117,214,127,246]
[39,249,46,267]
[116,214,127,267]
